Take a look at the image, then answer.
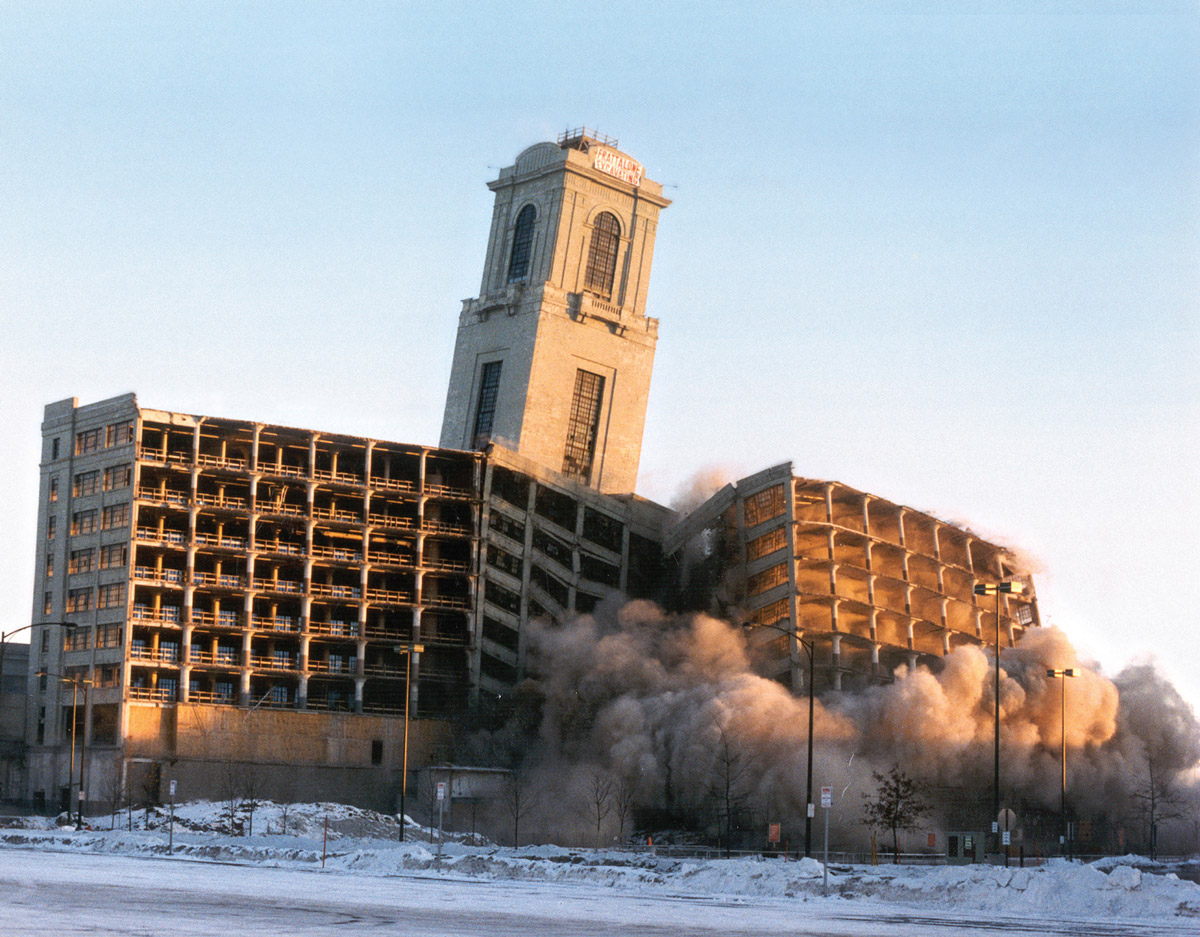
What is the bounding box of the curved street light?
[392,642,424,842]
[0,621,79,701]
[746,619,815,857]
[1046,667,1077,858]
[973,580,1024,860]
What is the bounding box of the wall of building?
[474,445,672,696]
[0,643,30,804]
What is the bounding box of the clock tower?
[439,129,670,493]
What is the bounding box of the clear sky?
[2,4,1197,709]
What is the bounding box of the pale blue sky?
[2,4,1197,708]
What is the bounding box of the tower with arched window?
[439,130,671,493]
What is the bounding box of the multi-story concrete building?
[440,129,670,494]
[22,131,1044,814]
[28,394,480,811]
[664,463,1040,693]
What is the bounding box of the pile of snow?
[3,802,1198,921]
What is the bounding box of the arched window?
[583,211,620,299]
[507,205,536,282]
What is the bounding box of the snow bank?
[3,802,1198,922]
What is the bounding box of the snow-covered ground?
[2,800,1197,935]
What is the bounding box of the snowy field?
[1,801,1197,936]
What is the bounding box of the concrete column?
[297,673,308,709]
[830,634,842,691]
[353,676,365,714]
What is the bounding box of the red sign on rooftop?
[592,147,643,187]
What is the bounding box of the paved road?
[0,847,1187,937]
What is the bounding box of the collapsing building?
[21,130,1038,812]
[664,463,1038,695]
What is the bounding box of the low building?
[1,642,30,805]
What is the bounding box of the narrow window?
[472,361,503,448]
[43,593,52,616]
[507,205,536,282]
[49,477,59,503]
[371,739,384,765]
[52,438,60,460]
[561,369,606,484]
[583,212,620,299]
[45,552,55,577]
[47,516,56,540]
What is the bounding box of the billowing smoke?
[472,601,1200,850]
[669,466,737,514]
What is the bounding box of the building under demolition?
[18,130,1039,814]
[665,463,1038,695]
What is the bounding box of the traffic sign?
[820,786,832,808]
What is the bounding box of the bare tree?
[587,768,614,848]
[706,726,750,858]
[613,775,636,845]
[1130,747,1183,860]
[96,760,125,830]
[139,761,162,828]
[503,767,537,847]
[220,759,241,835]
[240,763,266,837]
[862,766,931,864]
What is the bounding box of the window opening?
[507,205,536,282]
[561,369,605,483]
[472,361,503,448]
[583,212,620,299]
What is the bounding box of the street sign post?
[820,786,833,894]
[436,781,447,858]
[168,780,177,853]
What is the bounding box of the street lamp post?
[38,670,92,829]
[747,619,815,857]
[1046,668,1077,859]
[393,642,424,842]
[973,580,1024,859]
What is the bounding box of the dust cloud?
[473,601,1199,849]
